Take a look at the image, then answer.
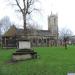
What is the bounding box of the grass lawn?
[0,46,75,75]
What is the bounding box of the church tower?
[48,12,58,37]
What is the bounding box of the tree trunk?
[23,14,28,39]
[64,41,67,49]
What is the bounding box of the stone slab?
[12,54,32,61]
[18,41,31,49]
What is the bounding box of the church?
[2,13,58,48]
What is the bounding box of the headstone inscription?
[18,41,31,49]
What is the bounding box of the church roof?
[3,25,17,37]
[3,25,52,37]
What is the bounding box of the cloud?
[0,0,75,34]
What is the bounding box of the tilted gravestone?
[12,39,37,61]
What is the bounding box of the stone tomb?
[12,40,37,61]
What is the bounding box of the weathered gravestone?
[12,39,37,61]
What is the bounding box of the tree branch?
[23,0,26,14]
[15,0,23,14]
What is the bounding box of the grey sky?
[0,0,75,34]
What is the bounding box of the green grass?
[0,46,75,75]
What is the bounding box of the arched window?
[44,39,46,43]
[39,39,41,43]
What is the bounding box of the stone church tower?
[48,12,58,38]
[48,12,58,46]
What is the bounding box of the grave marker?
[12,39,37,61]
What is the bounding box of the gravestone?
[12,39,37,61]
[18,40,31,49]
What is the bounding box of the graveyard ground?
[0,46,75,75]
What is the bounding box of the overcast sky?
[0,0,75,34]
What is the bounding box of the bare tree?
[0,16,11,34]
[26,22,42,37]
[59,28,73,49]
[27,22,42,30]
[8,0,40,38]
